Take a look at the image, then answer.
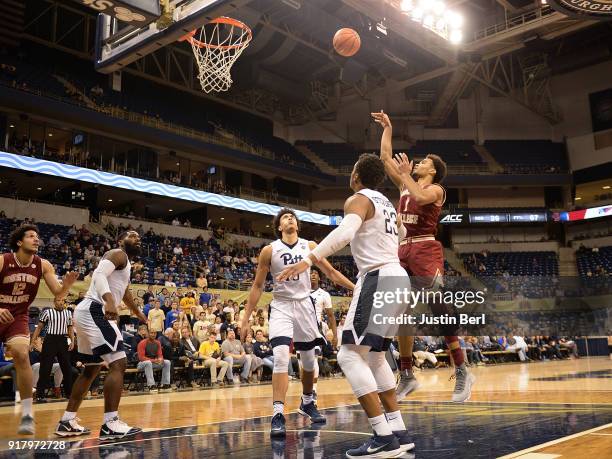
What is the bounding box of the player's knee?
[300,349,316,372]
[272,345,289,374]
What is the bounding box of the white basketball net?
[187,17,252,93]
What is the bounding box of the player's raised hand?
[0,308,14,324]
[371,110,391,129]
[392,153,414,178]
[276,260,310,282]
[62,271,79,288]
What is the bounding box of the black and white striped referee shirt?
[39,308,73,336]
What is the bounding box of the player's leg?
[268,299,294,437]
[296,348,325,423]
[368,350,415,454]
[396,243,420,400]
[7,335,35,434]
[338,344,402,458]
[56,363,100,437]
[294,298,326,423]
[99,352,142,440]
[396,335,420,401]
[338,270,406,458]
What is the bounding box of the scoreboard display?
[440,211,549,224]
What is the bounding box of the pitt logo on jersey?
[280,253,303,266]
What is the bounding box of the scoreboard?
[441,211,548,224]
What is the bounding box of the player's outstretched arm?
[371,111,403,190]
[42,259,79,299]
[391,153,443,206]
[308,241,355,291]
[277,194,371,282]
[241,245,272,341]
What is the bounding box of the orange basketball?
[333,28,361,57]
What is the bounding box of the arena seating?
[575,246,611,292]
[461,251,559,298]
[298,140,484,170]
[485,140,568,174]
[0,52,318,172]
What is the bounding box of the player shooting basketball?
[372,111,475,403]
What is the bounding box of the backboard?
[92,0,246,74]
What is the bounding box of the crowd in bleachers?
[0,49,318,174]
[462,250,560,298]
[298,139,568,175]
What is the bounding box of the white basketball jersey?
[85,256,131,307]
[270,238,312,300]
[350,188,401,277]
[310,287,332,322]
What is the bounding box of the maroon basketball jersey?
[397,184,445,238]
[0,253,43,315]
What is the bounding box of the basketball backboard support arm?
[95,0,250,74]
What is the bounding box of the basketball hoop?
[181,17,252,93]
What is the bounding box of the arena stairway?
[472,144,504,173]
[558,247,578,276]
[295,144,338,175]
[444,248,488,291]
[52,74,96,108]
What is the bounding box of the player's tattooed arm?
[42,259,79,299]
[308,241,355,291]
[241,245,272,341]
[371,110,403,190]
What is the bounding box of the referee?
[30,298,74,400]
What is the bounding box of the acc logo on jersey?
[440,214,463,223]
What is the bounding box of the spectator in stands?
[180,327,200,359]
[165,302,180,329]
[136,329,172,392]
[172,217,181,226]
[130,325,149,362]
[221,330,251,383]
[168,329,198,388]
[192,312,209,343]
[173,244,183,256]
[413,337,442,369]
[0,343,17,401]
[559,338,579,358]
[199,287,212,307]
[165,275,177,288]
[243,330,263,382]
[253,329,274,374]
[159,328,174,361]
[251,316,269,337]
[507,334,529,362]
[196,273,207,289]
[180,292,196,317]
[198,333,229,386]
[147,301,165,337]
[49,233,62,247]
[142,285,155,305]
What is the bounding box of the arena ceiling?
[20,0,612,126]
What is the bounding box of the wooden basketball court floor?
[0,357,610,458]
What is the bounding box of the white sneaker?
[15,391,21,404]
[451,364,476,402]
[99,417,142,441]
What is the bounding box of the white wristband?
[304,257,313,267]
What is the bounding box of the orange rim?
[179,17,252,50]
